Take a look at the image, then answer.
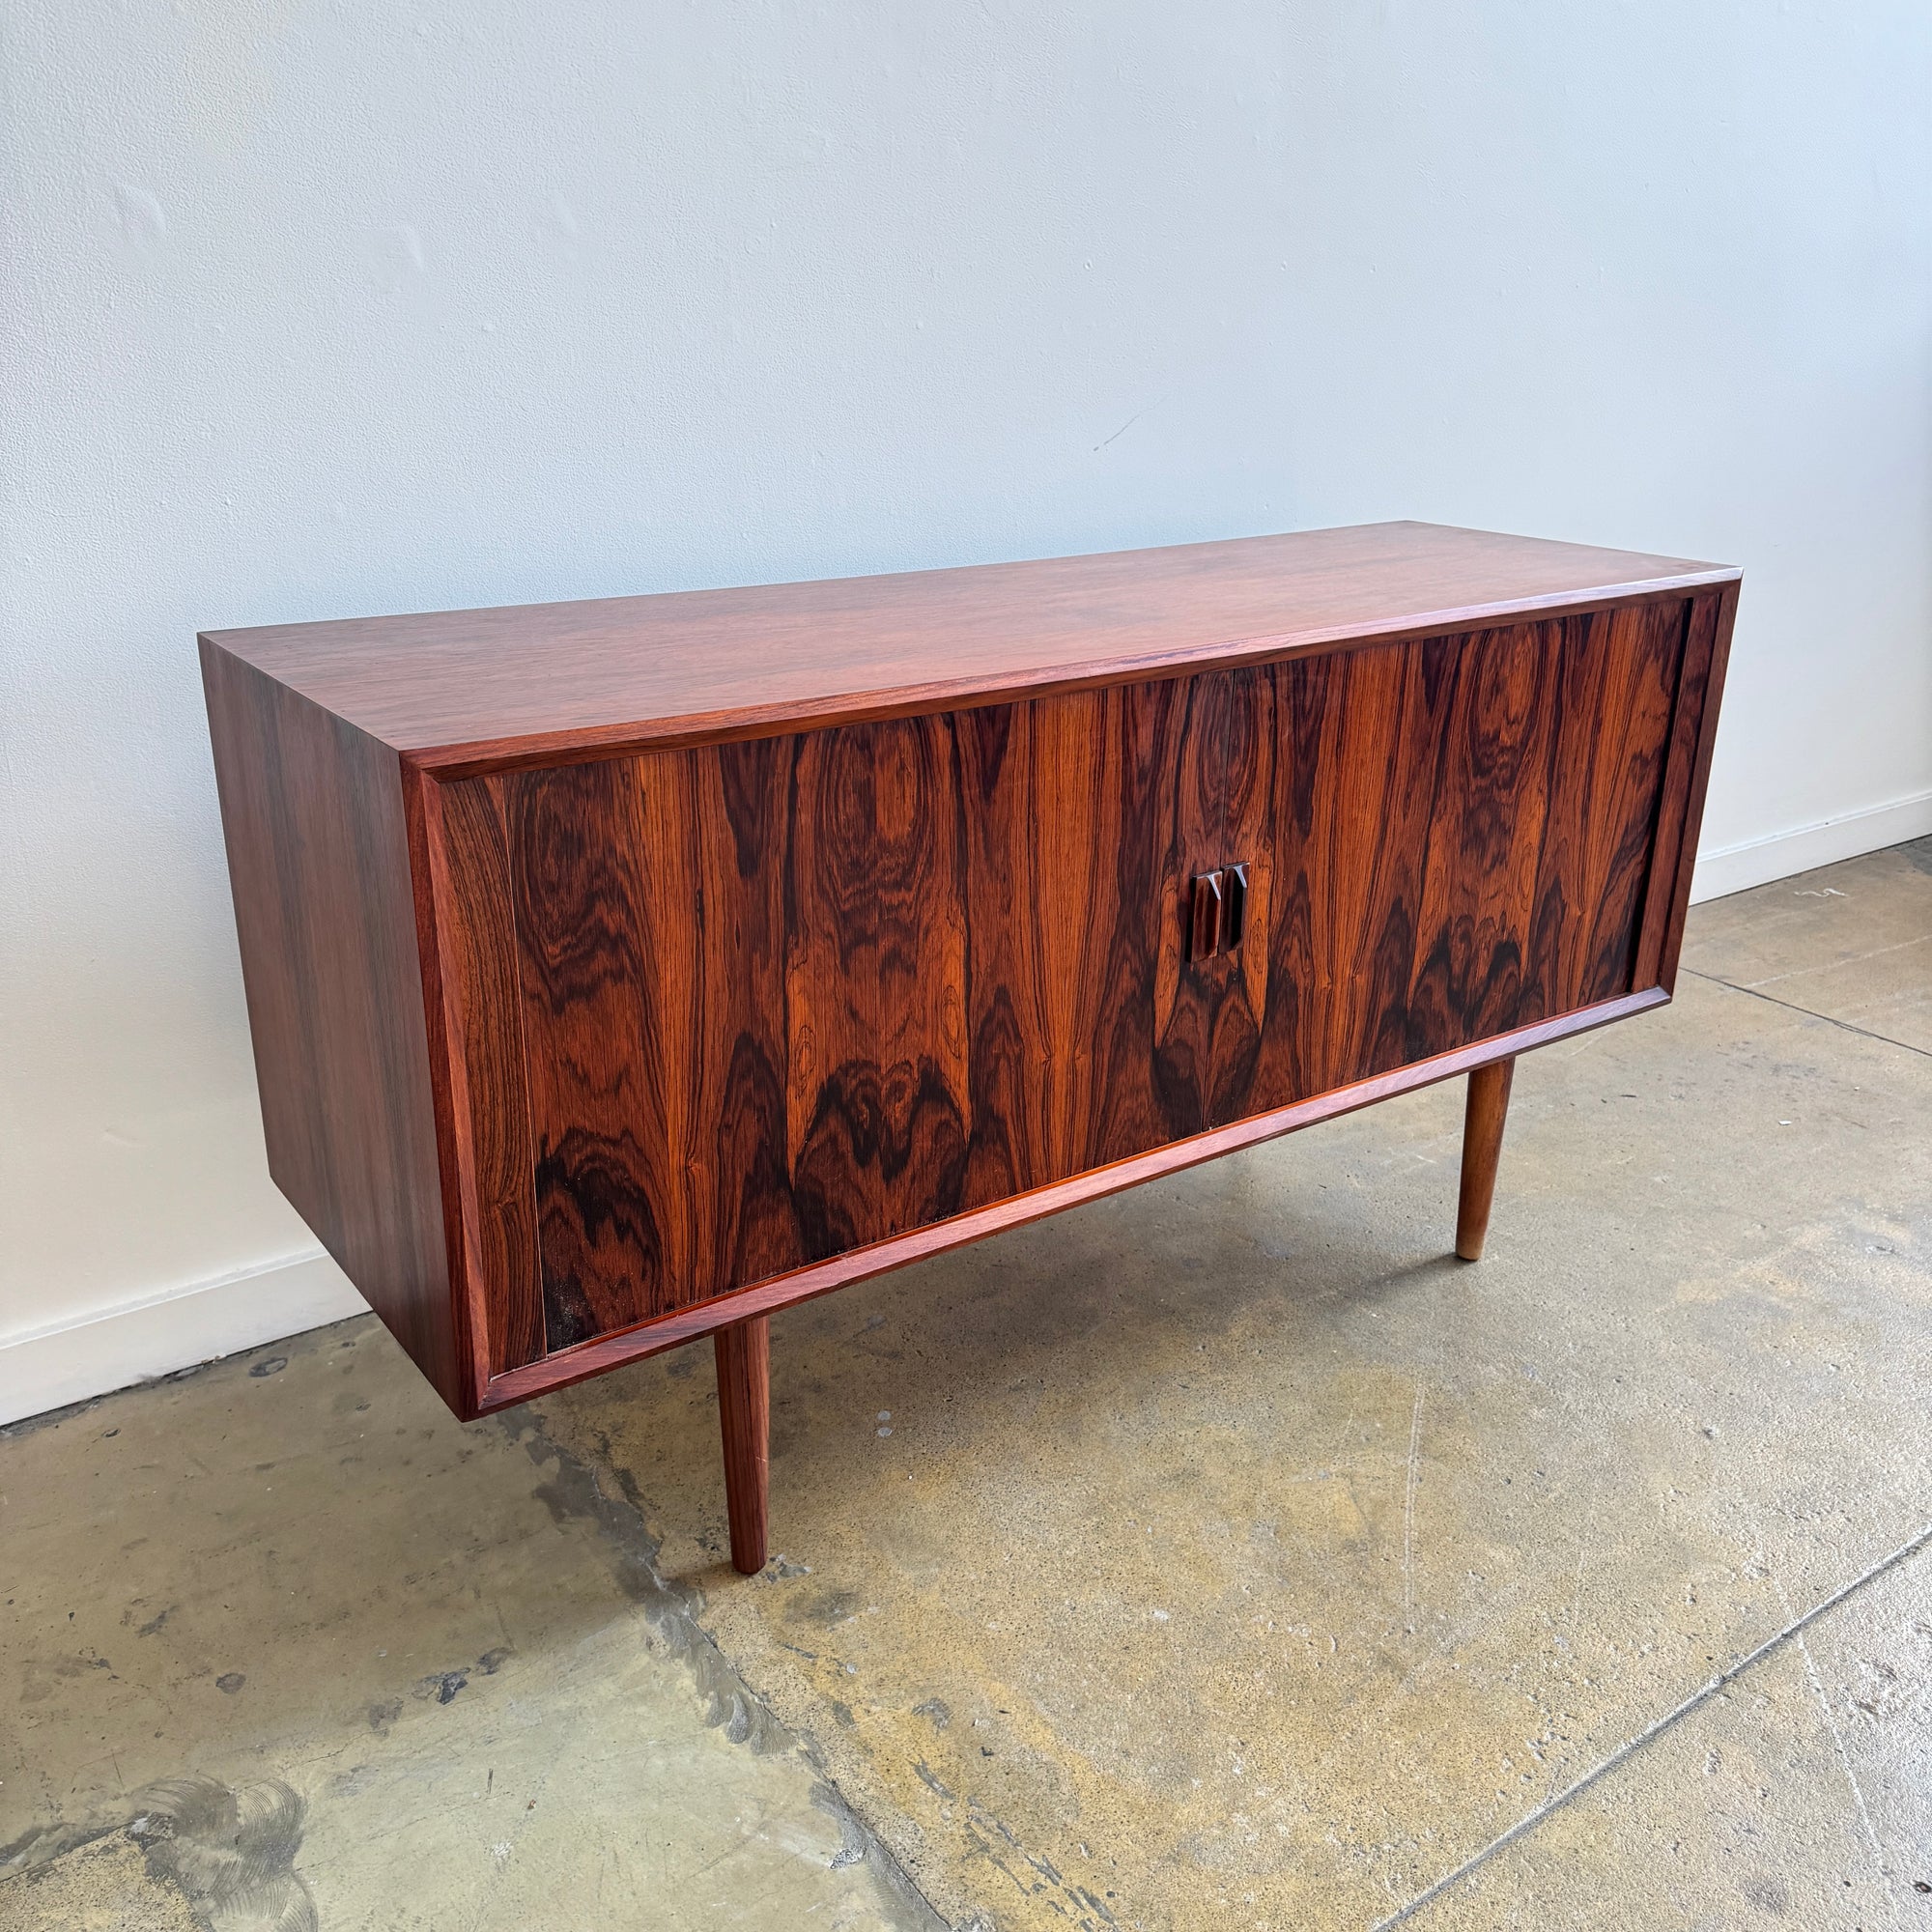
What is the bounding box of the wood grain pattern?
[203,528,1738,1427]
[1456,1058,1516,1261]
[1652,582,1741,991]
[1234,598,1689,1122]
[475,989,1667,1412]
[198,640,466,1410]
[451,682,1208,1350]
[715,1316,771,1576]
[424,776,542,1375]
[783,716,972,1264]
[201,523,1736,772]
[440,603,1697,1366]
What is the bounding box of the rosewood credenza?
[201,523,1738,1571]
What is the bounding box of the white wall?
[4,1,1929,1422]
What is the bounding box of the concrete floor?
[5,840,1931,1930]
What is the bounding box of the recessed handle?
[1190,870,1224,960]
[1222,862,1247,951]
[1189,862,1249,961]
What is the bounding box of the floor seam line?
[1743,930,1932,992]
[1679,967,1932,1061]
[1366,1520,1932,1931]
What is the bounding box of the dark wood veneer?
[473,986,1668,1415]
[200,644,467,1412]
[202,524,1738,1565]
[436,599,1692,1366]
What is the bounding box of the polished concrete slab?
[5,842,1930,1930]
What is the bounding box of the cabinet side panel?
[199,639,463,1411]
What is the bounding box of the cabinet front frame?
[406,584,1736,1417]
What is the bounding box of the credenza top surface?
[201,521,1736,767]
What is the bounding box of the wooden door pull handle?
[1222,863,1247,950]
[1190,870,1224,959]
[1190,863,1248,961]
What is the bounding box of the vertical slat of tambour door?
[1243,639,1445,1113]
[1241,657,1315,1110]
[1405,619,1566,1052]
[1633,589,1723,992]
[783,716,972,1263]
[1522,600,1686,1019]
[1225,666,1275,1058]
[625,749,705,1305]
[506,760,678,1348]
[1239,650,1321,1109]
[1195,663,1276,1130]
[1655,582,1740,991]
[1168,664,1276,1135]
[433,775,545,1374]
[1037,680,1171,1179]
[1320,639,1458,1091]
[1094,678,1191,1167]
[1066,683,1160,1173]
[1516,615,1605,1023]
[1581,600,1689,1002]
[693,737,806,1299]
[1151,668,1245,1140]
[953,698,1050,1208]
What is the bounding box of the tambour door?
[1190,596,1695,1127]
[438,681,1240,1372]
[434,595,1694,1377]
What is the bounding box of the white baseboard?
[1691,788,1932,903]
[0,1252,370,1429]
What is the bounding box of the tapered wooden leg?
[1456,1058,1516,1261]
[714,1316,771,1575]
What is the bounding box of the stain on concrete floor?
[4,843,1930,1930]
[0,1331,933,1930]
[0,1831,202,1932]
